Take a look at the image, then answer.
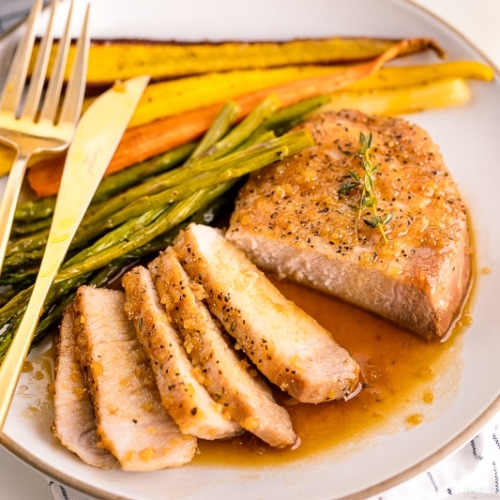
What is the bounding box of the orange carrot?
[27,38,444,198]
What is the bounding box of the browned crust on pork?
[226,110,471,338]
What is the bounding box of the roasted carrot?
[29,36,435,87]
[313,77,472,117]
[27,38,444,198]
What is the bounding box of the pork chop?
[226,110,471,338]
[149,247,298,447]
[122,266,241,440]
[74,286,197,471]
[52,306,118,469]
[174,223,360,404]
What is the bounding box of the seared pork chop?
[122,266,241,440]
[174,223,360,404]
[74,286,197,471]
[226,110,471,338]
[149,247,298,448]
[52,306,118,469]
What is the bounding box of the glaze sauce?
[195,276,467,466]
[21,269,469,467]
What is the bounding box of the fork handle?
[0,150,31,277]
[0,257,53,429]
[0,137,104,429]
[0,169,73,429]
[0,192,79,429]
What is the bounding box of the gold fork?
[0,0,89,276]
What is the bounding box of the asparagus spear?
[32,261,128,346]
[4,248,46,269]
[126,185,238,258]
[188,101,240,162]
[194,94,279,164]
[0,287,19,308]
[255,94,330,136]
[55,183,235,284]
[0,272,91,348]
[0,266,40,286]
[0,270,102,362]
[10,217,52,236]
[14,197,56,222]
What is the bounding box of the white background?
[0,1,499,499]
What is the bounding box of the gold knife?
[0,75,150,431]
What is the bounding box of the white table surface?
[0,1,499,499]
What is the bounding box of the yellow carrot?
[315,77,471,116]
[30,37,429,86]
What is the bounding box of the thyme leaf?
[337,132,392,242]
[338,180,360,196]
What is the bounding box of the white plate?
[1,0,500,499]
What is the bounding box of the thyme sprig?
[338,132,392,243]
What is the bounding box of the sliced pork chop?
[52,306,118,469]
[122,266,241,440]
[149,247,298,448]
[226,110,471,338]
[174,223,360,404]
[74,286,197,471]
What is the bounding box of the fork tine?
[59,3,90,125]
[0,0,43,114]
[22,0,60,120]
[39,0,75,123]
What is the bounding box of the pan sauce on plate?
[196,275,469,465]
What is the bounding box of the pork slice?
[74,286,196,471]
[149,247,298,448]
[226,110,471,338]
[174,223,360,404]
[122,266,241,440]
[52,306,118,469]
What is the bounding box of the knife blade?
[0,74,149,431]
